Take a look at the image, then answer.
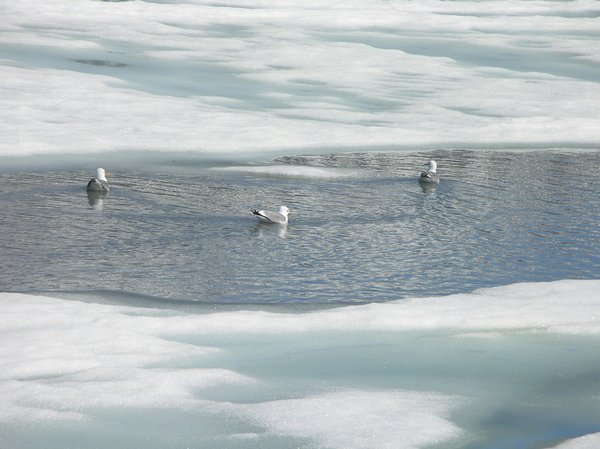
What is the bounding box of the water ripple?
[1,150,599,303]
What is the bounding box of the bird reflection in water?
[87,190,107,211]
[419,182,437,195]
[252,222,288,239]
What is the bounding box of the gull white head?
[278,206,290,219]
[96,168,108,182]
[425,160,437,173]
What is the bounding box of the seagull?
[251,206,290,224]
[86,168,109,192]
[419,160,439,183]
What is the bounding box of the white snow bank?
[240,390,463,449]
[0,294,254,421]
[134,279,599,336]
[0,279,598,428]
[549,433,600,449]
[2,0,600,157]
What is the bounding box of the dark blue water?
[1,150,599,303]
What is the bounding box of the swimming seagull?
[251,206,290,224]
[86,168,109,192]
[419,160,439,183]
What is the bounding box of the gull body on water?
[86,168,109,192]
[419,160,439,183]
[251,206,290,224]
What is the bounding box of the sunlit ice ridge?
[2,0,600,160]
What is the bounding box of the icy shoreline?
[1,280,599,448]
[2,0,600,158]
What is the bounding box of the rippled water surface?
[1,150,599,303]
